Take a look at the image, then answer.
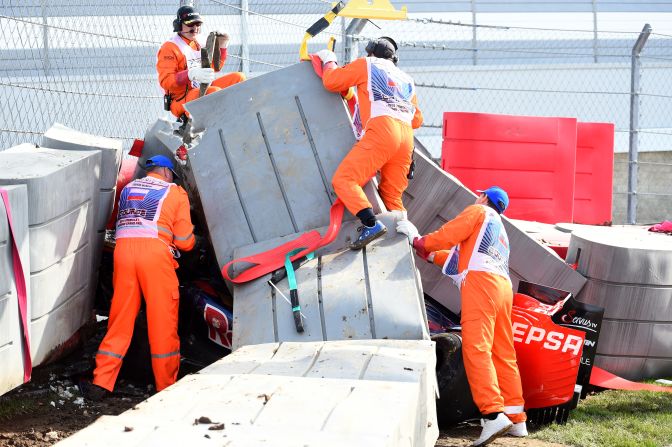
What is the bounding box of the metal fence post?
[627,24,652,225]
[591,0,598,63]
[241,0,249,76]
[471,0,478,65]
[40,0,50,76]
[344,19,367,65]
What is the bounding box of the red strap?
[590,366,672,393]
[222,200,345,283]
[0,188,32,382]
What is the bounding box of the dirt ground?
[0,321,565,447]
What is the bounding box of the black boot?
[78,380,108,402]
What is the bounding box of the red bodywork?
[512,293,584,409]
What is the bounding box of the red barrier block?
[442,112,577,224]
[574,122,614,225]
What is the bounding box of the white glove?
[188,67,215,84]
[396,219,420,243]
[214,31,230,48]
[316,49,337,65]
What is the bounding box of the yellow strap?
[299,2,343,61]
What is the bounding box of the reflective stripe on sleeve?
[96,350,123,359]
[151,350,180,359]
[158,225,173,238]
[173,232,193,241]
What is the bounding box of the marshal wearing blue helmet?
[396,186,528,446]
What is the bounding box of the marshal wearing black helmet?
[173,5,203,32]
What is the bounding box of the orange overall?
[157,34,246,118]
[93,173,195,392]
[322,57,423,215]
[416,204,526,423]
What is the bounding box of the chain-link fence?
[1,1,671,223]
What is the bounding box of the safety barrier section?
[574,122,615,225]
[232,213,428,349]
[566,225,672,380]
[57,340,439,447]
[442,112,578,224]
[183,62,358,273]
[42,123,123,268]
[0,145,101,366]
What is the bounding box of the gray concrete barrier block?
[0,145,100,368]
[0,184,30,396]
[184,62,357,271]
[96,188,115,231]
[138,118,183,176]
[57,340,438,447]
[30,284,92,365]
[42,123,122,189]
[232,214,428,350]
[597,320,672,358]
[30,243,91,320]
[28,201,92,273]
[0,145,101,225]
[578,279,672,321]
[567,226,672,285]
[567,225,672,379]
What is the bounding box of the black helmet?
[365,36,399,64]
[173,6,203,32]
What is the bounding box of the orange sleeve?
[157,41,188,92]
[322,58,368,93]
[171,186,195,251]
[411,94,423,129]
[422,205,484,253]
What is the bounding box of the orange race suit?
[93,172,195,392]
[322,57,423,216]
[157,34,245,118]
[415,204,526,423]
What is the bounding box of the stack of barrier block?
[0,185,30,395]
[42,123,123,266]
[442,112,614,225]
[566,226,672,380]
[0,144,101,366]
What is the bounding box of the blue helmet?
[477,186,509,214]
[145,155,179,179]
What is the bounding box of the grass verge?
[532,389,672,447]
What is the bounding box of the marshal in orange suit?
[80,155,195,401]
[157,5,245,120]
[397,187,528,447]
[315,36,423,250]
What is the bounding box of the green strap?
[285,248,315,292]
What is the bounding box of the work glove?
[396,219,420,243]
[315,49,337,65]
[214,31,230,48]
[188,66,215,84]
